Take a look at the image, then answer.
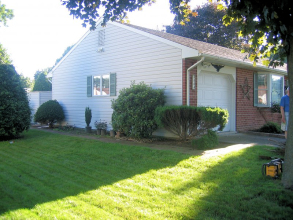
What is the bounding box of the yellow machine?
[262,158,283,178]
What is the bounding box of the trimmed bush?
[111,82,165,138]
[191,130,219,150]
[0,65,31,140]
[85,107,92,127]
[34,100,65,128]
[258,122,282,134]
[155,105,228,140]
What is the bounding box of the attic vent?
[98,30,105,47]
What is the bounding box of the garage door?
[197,72,232,132]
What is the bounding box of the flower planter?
[101,129,106,136]
[96,129,101,135]
[85,126,92,133]
[110,130,115,137]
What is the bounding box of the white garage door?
[198,72,232,131]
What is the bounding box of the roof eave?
[192,54,287,75]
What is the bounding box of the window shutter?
[87,76,92,97]
[110,73,116,96]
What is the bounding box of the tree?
[54,45,74,66]
[19,74,33,89]
[33,70,52,91]
[0,1,13,27]
[165,3,247,50]
[0,2,13,64]
[220,0,293,189]
[0,65,31,140]
[61,0,197,30]
[0,43,12,64]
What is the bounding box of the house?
[48,21,286,133]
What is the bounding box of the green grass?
[0,130,292,219]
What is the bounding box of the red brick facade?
[236,68,281,131]
[182,58,282,131]
[182,58,197,106]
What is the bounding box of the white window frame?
[254,72,284,107]
[93,74,110,96]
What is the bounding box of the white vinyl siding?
[52,23,182,129]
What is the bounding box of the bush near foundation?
[34,100,65,128]
[111,82,165,138]
[155,105,228,140]
[0,65,31,140]
[258,122,282,134]
[191,130,219,149]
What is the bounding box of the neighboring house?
[48,21,286,133]
[28,91,52,123]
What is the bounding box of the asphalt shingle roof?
[123,23,248,63]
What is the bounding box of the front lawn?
[0,130,292,219]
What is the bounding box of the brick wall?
[236,68,281,131]
[182,58,197,106]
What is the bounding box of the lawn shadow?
[171,146,293,219]
[0,130,190,215]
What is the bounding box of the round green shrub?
[34,100,65,128]
[0,65,31,140]
[111,81,166,139]
[258,122,282,134]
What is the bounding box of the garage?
[197,71,235,132]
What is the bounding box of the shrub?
[0,65,31,140]
[34,100,65,128]
[94,119,107,130]
[155,105,228,140]
[111,81,165,138]
[258,122,282,134]
[191,130,219,150]
[85,107,92,127]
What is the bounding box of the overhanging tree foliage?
[61,0,197,30]
[166,2,247,50]
[0,1,13,64]
[0,1,13,27]
[220,0,293,189]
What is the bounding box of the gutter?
[186,57,205,106]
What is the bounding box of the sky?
[0,0,207,79]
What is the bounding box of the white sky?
[0,0,207,79]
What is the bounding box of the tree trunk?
[281,28,293,189]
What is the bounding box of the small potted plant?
[85,107,92,133]
[95,119,107,135]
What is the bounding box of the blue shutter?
[87,76,92,97]
[110,73,116,96]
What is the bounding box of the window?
[254,73,284,107]
[87,73,116,97]
[93,74,109,95]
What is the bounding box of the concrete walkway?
[218,132,285,147]
[200,131,286,158]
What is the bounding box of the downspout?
[186,57,205,106]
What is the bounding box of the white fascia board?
[111,22,199,58]
[201,54,287,75]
